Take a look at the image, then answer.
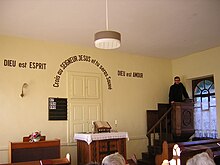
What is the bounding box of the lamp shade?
[94,31,121,49]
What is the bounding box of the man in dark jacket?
[169,76,189,104]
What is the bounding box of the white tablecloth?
[74,132,129,144]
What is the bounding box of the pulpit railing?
[146,106,172,147]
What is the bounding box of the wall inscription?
[118,70,144,78]
[53,55,112,90]
[3,59,47,70]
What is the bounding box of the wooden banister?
[147,107,172,136]
[146,106,172,147]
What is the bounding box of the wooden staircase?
[137,103,171,165]
[138,102,194,165]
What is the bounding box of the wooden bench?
[156,139,220,165]
[9,139,60,163]
[0,155,70,165]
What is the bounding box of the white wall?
[0,35,172,164]
[171,46,220,138]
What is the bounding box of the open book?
[94,121,111,132]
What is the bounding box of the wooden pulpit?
[171,102,195,141]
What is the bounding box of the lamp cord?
[105,0,109,30]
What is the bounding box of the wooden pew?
[179,140,220,165]
[0,156,70,165]
[213,150,220,164]
[9,139,60,163]
[156,139,220,165]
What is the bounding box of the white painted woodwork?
[67,72,102,142]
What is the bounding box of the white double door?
[67,72,102,142]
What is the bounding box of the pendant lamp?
[94,0,121,49]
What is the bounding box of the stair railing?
[146,106,172,147]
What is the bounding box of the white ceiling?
[1,0,220,59]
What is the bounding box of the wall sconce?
[20,83,28,97]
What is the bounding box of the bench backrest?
[156,139,220,165]
[9,139,60,163]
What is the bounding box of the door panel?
[86,76,99,98]
[68,71,102,143]
[70,75,85,99]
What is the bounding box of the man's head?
[102,153,126,165]
[186,152,215,165]
[174,76,181,84]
